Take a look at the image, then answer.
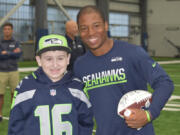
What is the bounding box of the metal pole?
[53,0,71,20]
[96,0,110,36]
[35,0,47,29]
[140,0,148,51]
[96,0,109,22]
[35,0,48,52]
[0,0,27,27]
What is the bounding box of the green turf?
[161,64,180,95]
[153,111,180,134]
[152,57,180,61]
[0,72,30,135]
[0,61,180,135]
[18,60,37,67]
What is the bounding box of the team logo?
[50,89,56,96]
[9,44,15,48]
[44,38,63,47]
[111,57,123,62]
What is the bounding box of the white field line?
[170,75,180,77]
[165,103,180,107]
[158,60,180,64]
[174,84,180,87]
[18,67,37,72]
[2,116,9,120]
[17,60,180,72]
[163,95,180,111]
[169,95,180,100]
[163,108,180,111]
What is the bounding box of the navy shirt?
[0,38,22,72]
[74,40,174,135]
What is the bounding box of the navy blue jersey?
[8,68,93,135]
[73,40,174,135]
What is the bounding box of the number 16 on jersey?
[34,104,72,135]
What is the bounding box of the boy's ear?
[35,56,42,67]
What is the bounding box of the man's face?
[3,25,13,38]
[78,11,108,51]
[36,50,70,82]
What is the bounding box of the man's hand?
[124,109,149,129]
[13,48,21,53]
[1,51,8,54]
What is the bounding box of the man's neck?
[4,36,12,40]
[92,39,114,56]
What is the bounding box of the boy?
[8,34,93,135]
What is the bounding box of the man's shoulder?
[115,40,138,48]
[74,51,90,64]
[114,40,143,54]
[0,38,20,44]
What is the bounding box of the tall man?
[73,5,174,135]
[0,22,22,121]
[65,20,86,71]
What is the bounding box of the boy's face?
[36,50,70,82]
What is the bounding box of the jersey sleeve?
[134,47,174,120]
[77,99,94,135]
[68,80,94,135]
[8,76,35,135]
[8,98,25,135]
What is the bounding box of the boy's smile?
[36,50,70,82]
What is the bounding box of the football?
[117,90,152,118]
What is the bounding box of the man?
[0,22,22,122]
[8,34,93,135]
[65,20,86,71]
[73,5,174,135]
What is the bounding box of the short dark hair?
[77,5,106,25]
[2,22,13,29]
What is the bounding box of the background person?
[0,22,22,122]
[8,34,93,135]
[73,5,174,135]
[65,20,86,71]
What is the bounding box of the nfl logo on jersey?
[50,89,56,96]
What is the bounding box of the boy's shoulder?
[66,76,84,90]
[16,73,36,93]
[65,76,91,108]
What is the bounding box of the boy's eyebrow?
[44,54,66,57]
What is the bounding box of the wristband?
[145,110,151,122]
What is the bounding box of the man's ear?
[105,21,109,32]
[67,53,71,65]
[35,56,41,67]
